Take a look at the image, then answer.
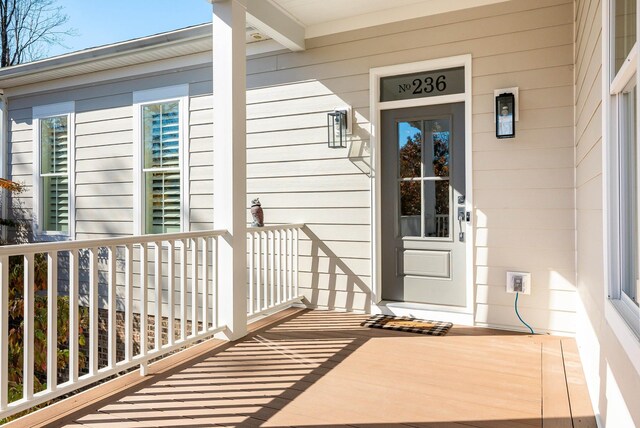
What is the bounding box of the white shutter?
[143,102,181,234]
[41,116,69,232]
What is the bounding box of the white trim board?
[369,54,474,318]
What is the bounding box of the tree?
[0,0,74,67]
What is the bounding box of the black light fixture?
[496,92,515,139]
[327,109,347,148]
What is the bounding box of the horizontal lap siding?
[7,66,212,239]
[235,0,576,322]
[575,1,640,426]
[5,0,576,327]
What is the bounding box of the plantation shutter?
[40,116,69,232]
[143,102,181,234]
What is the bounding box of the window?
[133,85,189,235]
[606,0,640,339]
[33,102,75,237]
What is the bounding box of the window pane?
[615,0,637,75]
[398,121,421,178]
[145,170,181,234]
[40,116,68,174]
[424,119,450,177]
[143,102,180,169]
[621,86,639,306]
[399,181,421,237]
[424,180,450,238]
[43,176,68,232]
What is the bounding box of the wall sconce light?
[495,89,517,139]
[327,108,351,148]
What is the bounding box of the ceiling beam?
[245,0,305,51]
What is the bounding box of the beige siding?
[233,0,577,323]
[575,1,640,426]
[7,67,212,239]
[5,0,578,329]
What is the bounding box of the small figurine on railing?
[251,198,264,227]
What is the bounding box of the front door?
[381,102,467,307]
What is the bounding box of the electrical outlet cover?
[506,271,531,295]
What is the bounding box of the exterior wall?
[575,1,640,426]
[5,0,576,332]
[7,66,213,239]
[242,0,577,330]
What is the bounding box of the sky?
[46,0,213,58]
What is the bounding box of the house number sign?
[380,66,465,102]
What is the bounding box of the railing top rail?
[248,223,304,232]
[0,229,226,256]
[0,224,305,256]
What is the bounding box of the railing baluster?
[288,229,294,300]
[201,237,209,330]
[47,251,58,392]
[256,232,261,311]
[69,249,79,383]
[270,231,275,307]
[0,255,8,410]
[89,248,98,376]
[124,244,133,363]
[167,241,175,346]
[276,230,281,304]
[212,236,218,329]
[154,242,162,351]
[248,233,254,315]
[23,253,34,400]
[294,228,299,297]
[263,231,268,310]
[284,231,290,301]
[107,246,116,368]
[191,238,199,336]
[180,239,187,340]
[139,243,148,375]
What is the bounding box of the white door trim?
[369,54,474,322]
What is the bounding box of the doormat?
[360,314,453,336]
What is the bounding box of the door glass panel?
[424,119,450,177]
[400,181,421,237]
[398,121,422,178]
[424,180,450,238]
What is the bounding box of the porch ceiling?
[270,0,512,38]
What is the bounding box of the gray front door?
[381,102,467,307]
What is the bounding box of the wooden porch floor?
[17,309,596,428]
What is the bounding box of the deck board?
[8,310,596,428]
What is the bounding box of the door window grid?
[397,118,452,239]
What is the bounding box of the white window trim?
[32,101,75,240]
[602,0,640,376]
[133,84,190,235]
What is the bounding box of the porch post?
[211,0,248,340]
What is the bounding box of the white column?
[211,0,248,340]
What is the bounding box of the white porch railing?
[247,224,302,320]
[0,225,302,420]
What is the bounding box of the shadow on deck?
[11,309,596,428]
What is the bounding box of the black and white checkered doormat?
[360,314,453,336]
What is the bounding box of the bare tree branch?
[0,0,75,67]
